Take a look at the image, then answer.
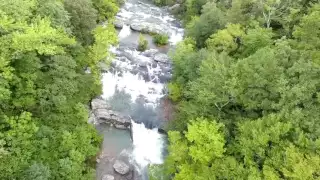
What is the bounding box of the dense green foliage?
[153,34,169,46]
[138,34,149,51]
[151,0,320,179]
[92,0,120,22]
[152,0,175,6]
[0,0,118,179]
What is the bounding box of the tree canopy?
[151,1,320,180]
[0,0,118,179]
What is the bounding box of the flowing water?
[97,0,183,179]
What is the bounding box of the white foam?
[169,30,184,45]
[119,24,132,39]
[113,59,133,70]
[118,9,133,19]
[161,15,175,23]
[131,121,165,168]
[101,71,164,104]
[125,2,134,8]
[136,12,152,19]
[109,46,118,54]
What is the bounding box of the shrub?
[152,0,175,6]
[138,34,148,51]
[168,82,182,102]
[153,34,169,46]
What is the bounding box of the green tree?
[293,4,320,61]
[153,34,169,46]
[206,23,245,54]
[164,2,320,180]
[0,112,38,179]
[138,34,148,51]
[183,0,209,22]
[241,26,274,57]
[23,163,51,180]
[92,0,119,22]
[163,118,226,180]
[88,24,118,83]
[0,0,118,179]
[0,0,37,22]
[36,0,71,32]
[11,17,75,55]
[64,0,97,45]
[186,2,226,48]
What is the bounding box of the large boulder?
[169,4,180,12]
[154,53,169,63]
[102,174,115,180]
[91,98,131,129]
[121,51,136,62]
[113,160,130,175]
[141,49,158,57]
[94,109,131,128]
[130,22,168,35]
[130,23,147,32]
[114,19,124,29]
[159,73,172,83]
[136,55,151,67]
[91,98,110,110]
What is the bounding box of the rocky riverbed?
[94,0,183,179]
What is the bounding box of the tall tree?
[64,0,97,45]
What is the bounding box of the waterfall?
[119,24,131,39]
[131,121,165,168]
[97,0,184,179]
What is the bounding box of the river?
[96,0,183,179]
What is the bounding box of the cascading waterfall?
[118,24,131,39]
[131,120,165,168]
[98,0,183,179]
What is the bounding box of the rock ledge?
[90,98,131,129]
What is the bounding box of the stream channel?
[95,0,184,179]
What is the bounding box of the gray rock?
[118,56,129,62]
[136,55,151,67]
[115,124,127,129]
[148,24,169,35]
[94,109,131,129]
[169,4,180,12]
[141,49,158,57]
[121,51,136,62]
[161,66,172,73]
[114,20,124,29]
[159,74,172,83]
[102,174,115,180]
[125,171,133,180]
[91,98,110,110]
[130,22,168,35]
[113,160,130,175]
[154,53,169,63]
[130,23,146,32]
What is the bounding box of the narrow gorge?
[90,0,184,179]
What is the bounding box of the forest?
[0,0,120,179]
[1,0,320,179]
[150,0,320,179]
